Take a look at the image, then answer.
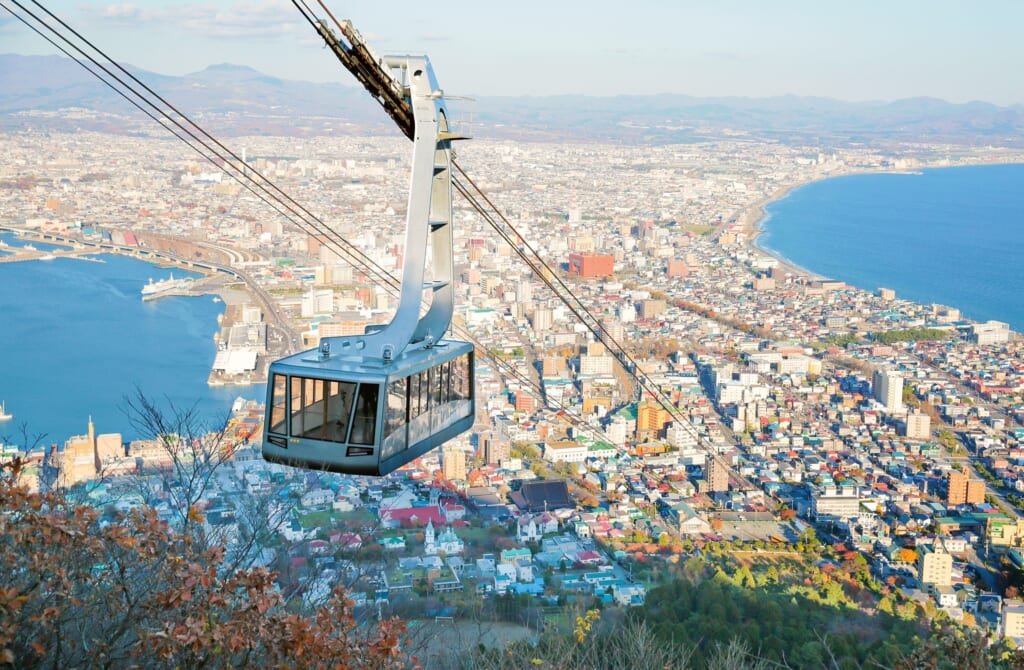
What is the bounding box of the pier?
[0,246,105,264]
[0,226,247,279]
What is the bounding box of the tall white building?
[531,308,553,333]
[873,368,903,412]
[972,320,1011,345]
[517,279,533,304]
[301,289,334,317]
[666,421,699,451]
[442,447,466,482]
[605,415,632,446]
[580,352,614,376]
[903,411,931,439]
[812,485,861,520]
[918,542,953,590]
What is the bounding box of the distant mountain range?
[3,54,1023,147]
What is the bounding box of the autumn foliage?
[0,459,413,669]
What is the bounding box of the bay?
[0,232,264,447]
[757,163,1024,332]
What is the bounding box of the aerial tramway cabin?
[263,342,473,476]
[262,21,475,476]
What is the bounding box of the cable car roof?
[270,338,472,376]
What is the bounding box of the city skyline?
[2,0,1023,105]
[4,3,1024,654]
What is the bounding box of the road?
[196,240,301,364]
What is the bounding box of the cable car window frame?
[350,383,380,446]
[430,366,441,415]
[409,369,432,447]
[269,373,288,436]
[289,376,357,444]
[325,380,356,443]
[409,372,421,420]
[382,378,407,459]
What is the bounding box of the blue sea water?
[757,163,1024,332]
[0,232,263,446]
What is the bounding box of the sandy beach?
[738,168,876,280]
[740,178,828,279]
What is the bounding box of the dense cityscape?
[2,107,1024,667]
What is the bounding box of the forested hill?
[1,457,1019,669]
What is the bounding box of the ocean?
[0,232,264,447]
[757,163,1024,332]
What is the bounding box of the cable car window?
[298,377,324,439]
[430,365,442,412]
[409,370,431,447]
[451,355,465,402]
[270,374,288,435]
[289,377,355,443]
[421,370,430,414]
[423,370,431,417]
[382,379,407,459]
[325,380,356,443]
[417,370,429,415]
[350,384,379,446]
[409,372,422,420]
[290,376,307,437]
[440,361,451,405]
[429,364,441,433]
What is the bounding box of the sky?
[2,0,1023,105]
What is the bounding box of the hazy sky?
[2,0,1022,104]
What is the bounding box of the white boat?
[0,402,12,422]
[141,272,195,299]
[39,254,56,261]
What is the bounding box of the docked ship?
[0,402,11,422]
[141,273,194,300]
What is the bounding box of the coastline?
[0,246,261,444]
[0,228,268,387]
[738,161,1024,332]
[740,172,850,280]
[741,159,1024,282]
[1,225,294,388]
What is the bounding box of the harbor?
[0,225,298,391]
[0,246,264,443]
